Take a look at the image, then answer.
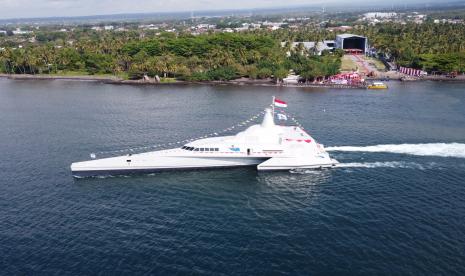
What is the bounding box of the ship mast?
[271,96,275,118]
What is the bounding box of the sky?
[0,0,431,19]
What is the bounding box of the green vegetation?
[428,8,465,20]
[287,51,341,82]
[365,57,387,71]
[1,20,464,79]
[273,22,465,73]
[358,23,465,72]
[0,30,341,81]
[416,53,465,73]
[340,55,358,72]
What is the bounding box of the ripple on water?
[1,80,465,274]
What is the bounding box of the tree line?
[358,23,465,73]
[1,21,463,78]
[0,30,341,82]
[272,22,465,73]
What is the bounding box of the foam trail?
[291,161,428,174]
[336,161,425,169]
[326,143,465,158]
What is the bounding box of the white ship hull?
[71,106,339,177]
[71,149,338,177]
[71,152,268,177]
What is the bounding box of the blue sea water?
[0,79,465,275]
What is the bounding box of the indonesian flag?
[274,98,287,108]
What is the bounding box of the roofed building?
[282,40,335,56]
[335,34,368,54]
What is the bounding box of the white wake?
[326,143,465,159]
[290,161,430,174]
[336,161,426,169]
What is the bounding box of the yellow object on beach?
[368,82,388,89]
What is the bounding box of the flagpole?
[272,96,275,118]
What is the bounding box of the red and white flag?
[274,98,287,108]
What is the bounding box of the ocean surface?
[1,79,465,275]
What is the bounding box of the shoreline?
[0,73,366,88]
[367,71,465,82]
[0,74,120,82]
[2,73,465,89]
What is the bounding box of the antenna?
[271,96,275,118]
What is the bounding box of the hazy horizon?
[0,0,449,20]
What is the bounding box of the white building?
[283,73,300,84]
[363,12,397,19]
[234,27,249,32]
[435,19,464,24]
[262,21,285,30]
[12,28,32,35]
[139,24,160,30]
[335,34,368,54]
[196,24,215,29]
[282,41,335,56]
